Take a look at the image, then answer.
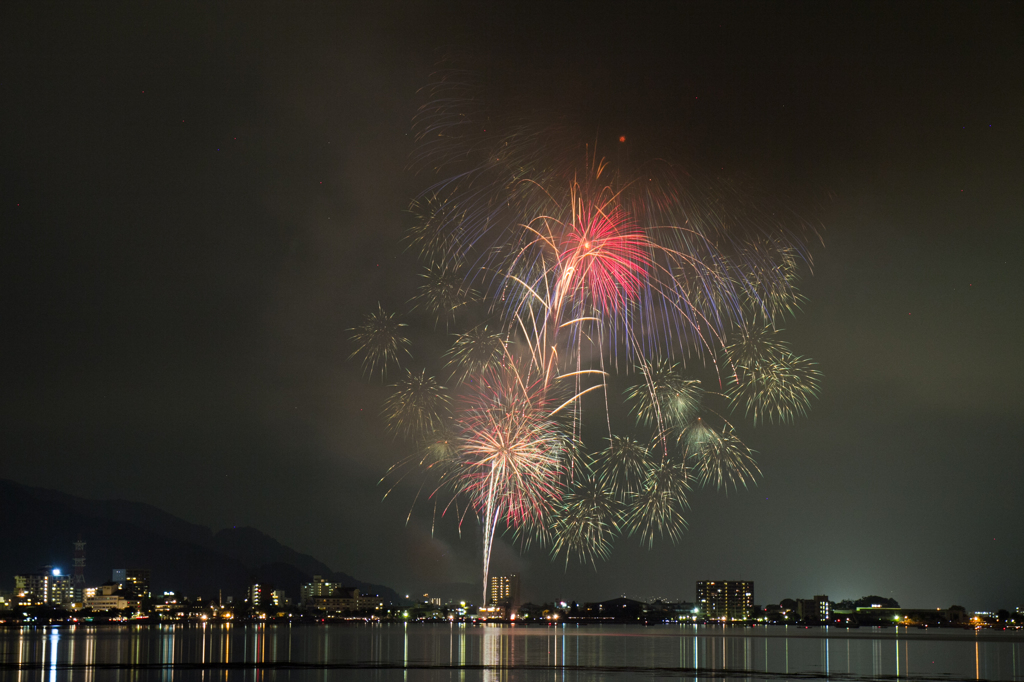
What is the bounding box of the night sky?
[2,2,1021,610]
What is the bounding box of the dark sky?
[2,1,1021,610]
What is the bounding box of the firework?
[592,435,652,496]
[353,62,823,592]
[412,423,460,468]
[412,262,476,325]
[723,326,822,424]
[452,366,570,599]
[445,326,506,382]
[624,456,690,547]
[382,369,450,440]
[727,350,822,425]
[552,191,652,315]
[722,324,792,368]
[348,304,410,380]
[736,239,807,322]
[626,361,704,432]
[681,418,761,491]
[549,470,621,567]
[406,193,466,266]
[455,369,567,526]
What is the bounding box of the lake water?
[1,623,1022,681]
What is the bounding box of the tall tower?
[488,574,520,609]
[696,580,754,620]
[72,536,86,602]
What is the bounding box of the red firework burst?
[558,202,651,314]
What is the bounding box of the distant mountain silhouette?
[0,479,400,604]
[12,482,214,547]
[212,526,336,578]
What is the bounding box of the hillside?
[0,479,400,604]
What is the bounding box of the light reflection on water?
[0,623,1021,681]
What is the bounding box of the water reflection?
[482,625,501,682]
[0,623,1021,681]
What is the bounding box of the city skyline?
[1,1,1021,612]
[9,550,1021,623]
[4,484,1020,616]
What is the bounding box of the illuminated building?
[301,575,343,603]
[14,567,73,606]
[247,582,275,607]
[796,595,832,622]
[478,604,504,619]
[830,604,970,625]
[300,576,381,612]
[696,580,754,620]
[83,584,130,611]
[488,574,520,608]
[111,569,151,600]
[305,587,383,612]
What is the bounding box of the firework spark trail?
[454,367,568,601]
